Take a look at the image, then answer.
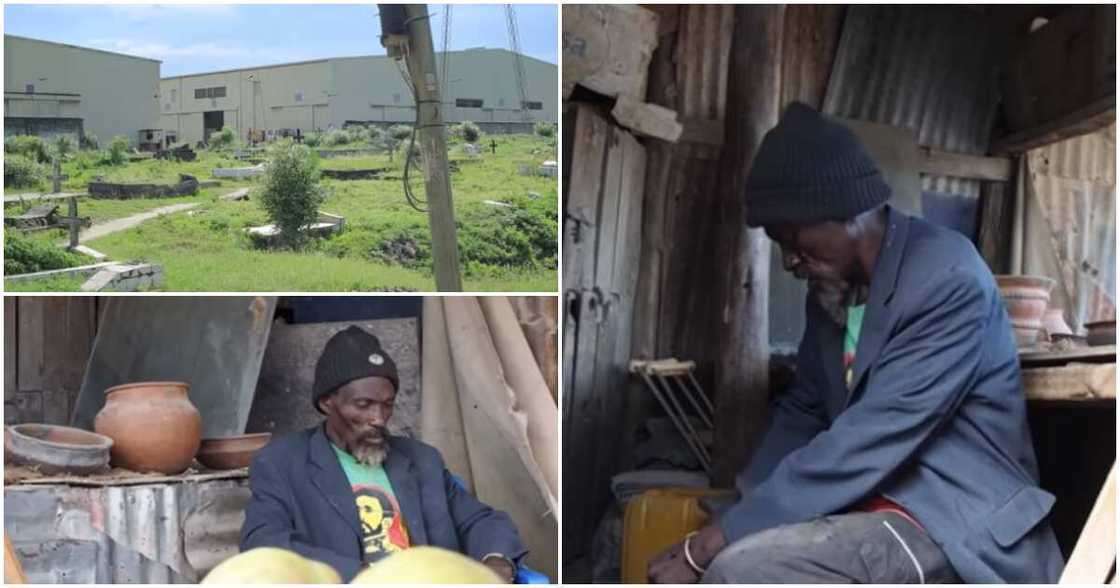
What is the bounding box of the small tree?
[209,127,236,150]
[383,125,413,162]
[455,120,482,143]
[104,135,130,166]
[258,141,326,250]
[534,121,554,138]
[303,133,323,148]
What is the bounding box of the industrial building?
[159,48,558,145]
[4,35,160,146]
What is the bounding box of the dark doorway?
[203,110,224,142]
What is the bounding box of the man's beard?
[811,279,852,328]
[349,426,390,467]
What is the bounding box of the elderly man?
[649,103,1063,584]
[242,326,527,582]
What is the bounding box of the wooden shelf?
[1019,345,1116,368]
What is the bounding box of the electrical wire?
[395,44,427,213]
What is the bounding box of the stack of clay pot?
[94,381,202,475]
[995,275,1057,348]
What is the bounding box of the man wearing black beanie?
[649,103,1061,584]
[241,325,527,582]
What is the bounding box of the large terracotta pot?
[94,381,202,474]
[996,275,1056,346]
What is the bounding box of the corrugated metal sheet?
[6,478,249,583]
[822,5,1001,202]
[1023,124,1116,328]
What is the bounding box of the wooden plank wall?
[562,104,647,560]
[3,297,100,425]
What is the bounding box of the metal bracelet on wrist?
[683,531,708,576]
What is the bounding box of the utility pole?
[381,4,463,291]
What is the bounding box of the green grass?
[6,275,87,291]
[4,134,558,291]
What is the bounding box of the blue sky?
[3,4,557,76]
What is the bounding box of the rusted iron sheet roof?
[823,5,1003,202]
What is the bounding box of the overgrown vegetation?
[534,121,554,138]
[258,141,327,249]
[5,133,557,291]
[6,135,51,163]
[4,154,46,189]
[4,231,88,275]
[454,120,482,143]
[53,135,76,161]
[209,127,236,150]
[104,135,130,166]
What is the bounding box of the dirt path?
[67,188,251,244]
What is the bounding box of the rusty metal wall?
[1023,124,1117,329]
[823,4,1001,203]
[6,479,249,584]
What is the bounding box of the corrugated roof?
[822,5,1003,201]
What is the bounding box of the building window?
[25,84,34,94]
[523,101,543,110]
[194,87,227,99]
[393,93,401,104]
[171,89,177,101]
[498,97,505,107]
[295,92,303,103]
[455,98,484,108]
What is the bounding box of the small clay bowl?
[196,433,272,470]
[1085,321,1116,347]
[6,424,113,475]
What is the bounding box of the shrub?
[258,141,326,250]
[5,135,50,163]
[454,120,482,143]
[389,125,413,142]
[209,127,236,149]
[104,135,130,166]
[303,133,322,148]
[534,121,554,138]
[4,154,46,189]
[323,129,351,147]
[80,133,100,151]
[4,231,86,275]
[52,135,76,160]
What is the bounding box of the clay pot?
[94,381,202,474]
[996,275,1056,347]
[1085,320,1116,347]
[197,433,272,470]
[6,424,113,475]
[1041,308,1073,340]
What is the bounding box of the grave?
[246,212,345,247]
[88,174,200,199]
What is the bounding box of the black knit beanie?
[313,325,399,413]
[743,102,890,227]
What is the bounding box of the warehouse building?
[159,48,557,145]
[4,35,160,146]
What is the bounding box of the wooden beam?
[712,4,781,486]
[992,95,1116,154]
[611,97,683,142]
[918,147,1013,182]
[1060,463,1116,583]
[678,117,725,149]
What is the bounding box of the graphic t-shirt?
[843,304,865,389]
[330,444,411,561]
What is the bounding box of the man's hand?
[481,554,515,583]
[647,524,728,584]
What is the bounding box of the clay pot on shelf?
[995,275,1056,347]
[1040,308,1073,341]
[196,433,272,470]
[1085,320,1116,347]
[94,381,202,475]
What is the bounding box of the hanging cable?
[395,44,427,213]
